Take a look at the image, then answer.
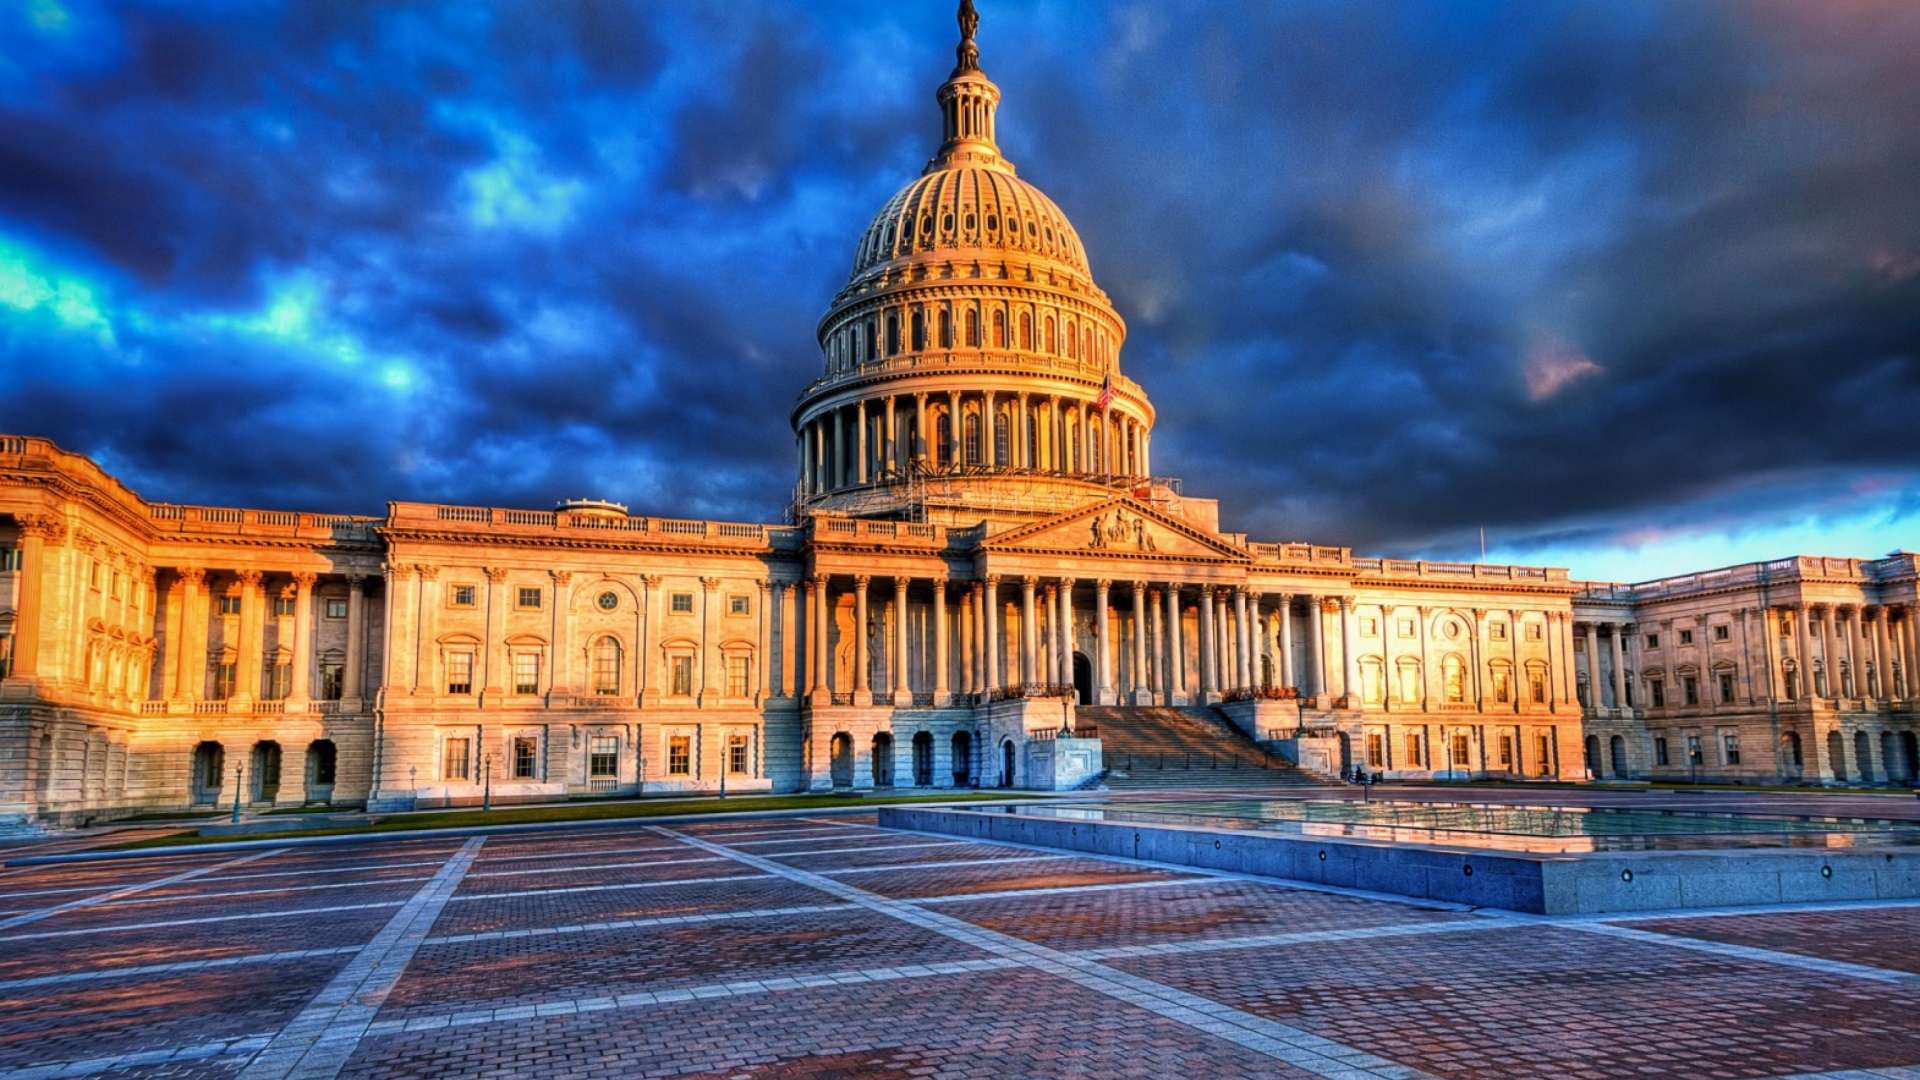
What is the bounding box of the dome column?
[856,401,869,485]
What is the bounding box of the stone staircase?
[1076,706,1325,791]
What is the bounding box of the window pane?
[669,736,691,775]
[514,653,540,695]
[443,738,470,781]
[512,737,539,779]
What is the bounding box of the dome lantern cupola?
[791,1,1163,525]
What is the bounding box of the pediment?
[980,498,1250,563]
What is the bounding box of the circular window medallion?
[597,591,618,611]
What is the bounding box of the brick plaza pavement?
[4,809,1920,1079]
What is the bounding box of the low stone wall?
[880,804,1920,915]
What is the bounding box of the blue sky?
[2,0,1917,582]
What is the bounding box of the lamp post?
[231,763,246,823]
[483,753,493,812]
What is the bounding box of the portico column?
[983,392,998,467]
[1235,589,1251,693]
[1016,392,1030,466]
[1147,589,1164,701]
[983,576,1001,692]
[1871,607,1891,700]
[1611,623,1629,713]
[1060,578,1078,686]
[759,580,775,702]
[1129,582,1147,704]
[855,401,869,484]
[914,392,928,464]
[290,573,316,704]
[932,579,950,706]
[1903,604,1920,699]
[884,396,898,474]
[1822,605,1840,698]
[1277,593,1296,691]
[1020,576,1038,686]
[947,391,962,464]
[1846,606,1867,699]
[1165,585,1184,704]
[1339,598,1360,704]
[1584,623,1602,709]
[1760,606,1782,702]
[1793,603,1813,701]
[1095,579,1113,704]
[1306,595,1326,703]
[1197,587,1217,703]
[172,568,206,699]
[893,578,911,701]
[234,570,265,703]
[807,577,827,699]
[832,408,845,488]
[776,581,795,698]
[853,576,872,705]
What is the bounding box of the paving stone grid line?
[652,824,1443,1080]
[0,847,285,931]
[234,836,486,1080]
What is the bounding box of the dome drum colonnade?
[792,2,1152,516]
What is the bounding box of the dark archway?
[191,742,224,805]
[1901,732,1920,784]
[1782,731,1804,780]
[1882,732,1899,785]
[872,732,895,788]
[1855,731,1874,783]
[911,731,933,786]
[1072,652,1092,705]
[1827,731,1848,782]
[1609,735,1627,779]
[1584,735,1602,777]
[1000,738,1016,788]
[829,732,854,788]
[951,731,972,787]
[306,740,337,804]
[252,741,282,804]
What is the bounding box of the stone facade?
[0,12,1914,826]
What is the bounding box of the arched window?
[1397,659,1421,705]
[992,310,1005,348]
[937,412,954,466]
[1043,315,1055,353]
[864,320,876,360]
[591,637,622,696]
[1025,413,1038,467]
[1443,656,1466,703]
[1019,311,1032,349]
[994,411,1009,465]
[938,309,951,348]
[1065,319,1077,359]
[964,413,981,465]
[1359,658,1384,704]
[911,310,926,351]
[965,308,978,347]
[886,313,900,356]
[1083,326,1093,360]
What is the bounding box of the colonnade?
[1777,603,1918,705]
[798,390,1150,496]
[797,576,1372,708]
[156,569,369,710]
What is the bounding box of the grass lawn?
[106,791,1038,850]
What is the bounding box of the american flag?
[1094,372,1114,410]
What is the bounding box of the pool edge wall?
[879,806,1920,915]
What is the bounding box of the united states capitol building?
[2,10,1916,828]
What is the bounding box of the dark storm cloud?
[0,0,1915,566]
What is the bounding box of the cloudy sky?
[3,0,1917,582]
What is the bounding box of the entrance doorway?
[307,740,337,804]
[951,731,972,787]
[1000,738,1015,788]
[191,742,224,805]
[829,733,853,788]
[911,732,933,786]
[1609,735,1627,778]
[872,732,894,788]
[1072,652,1092,705]
[252,742,282,804]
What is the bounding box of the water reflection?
[1010,799,1920,854]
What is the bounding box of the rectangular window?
[1678,629,1694,645]
[1498,734,1514,768]
[1535,733,1551,776]
[214,661,237,700]
[728,734,749,775]
[1360,617,1378,637]
[450,584,476,607]
[1366,732,1384,768]
[1645,633,1659,649]
[272,596,296,617]
[1405,733,1423,768]
[447,652,474,695]
[90,562,102,590]
[512,736,539,780]
[517,587,542,609]
[1682,676,1699,706]
[1525,623,1542,642]
[320,662,344,701]
[1489,622,1508,642]
[267,660,291,700]
[1655,736,1670,766]
[1492,670,1511,703]
[0,547,18,572]
[220,595,242,615]
[1718,672,1736,702]
[1713,624,1730,642]
[442,737,471,781]
[1529,670,1546,704]
[1722,733,1741,765]
[514,652,541,696]
[589,736,618,781]
[671,593,694,613]
[729,595,750,616]
[1451,733,1470,769]
[110,571,122,599]
[325,598,348,619]
[726,655,750,697]
[671,655,695,697]
[1397,618,1414,637]
[0,634,12,679]
[668,735,691,776]
[1650,678,1666,708]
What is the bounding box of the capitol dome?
[792,1,1159,525]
